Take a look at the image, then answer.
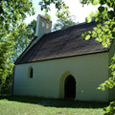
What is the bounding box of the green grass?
[0,96,108,115]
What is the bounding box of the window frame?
[42,20,45,27]
[28,67,33,78]
[46,23,49,29]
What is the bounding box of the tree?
[39,0,69,20]
[53,15,77,31]
[1,20,36,95]
[27,20,37,40]
[0,0,34,95]
[13,20,36,61]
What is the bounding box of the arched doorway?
[64,75,76,99]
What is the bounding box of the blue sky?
[25,0,98,25]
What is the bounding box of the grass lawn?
[0,96,108,115]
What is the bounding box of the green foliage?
[104,101,115,115]
[39,0,69,21]
[81,31,91,40]
[81,19,115,48]
[44,13,51,21]
[98,54,115,91]
[13,20,36,61]
[86,12,95,23]
[0,0,34,95]
[39,0,68,11]
[1,73,13,95]
[53,15,77,31]
[27,20,37,40]
[92,0,100,5]
[0,33,15,93]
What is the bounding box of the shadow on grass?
[0,96,108,108]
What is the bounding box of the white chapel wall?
[13,52,109,102]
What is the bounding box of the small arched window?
[42,20,45,27]
[28,67,33,78]
[46,23,49,29]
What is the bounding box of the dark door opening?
[64,75,76,99]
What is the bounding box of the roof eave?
[15,49,109,65]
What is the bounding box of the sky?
[24,0,99,25]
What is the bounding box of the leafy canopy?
[53,15,77,31]
[13,20,36,61]
[0,0,34,94]
[39,0,69,20]
[81,0,115,47]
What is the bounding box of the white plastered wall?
[13,52,109,102]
